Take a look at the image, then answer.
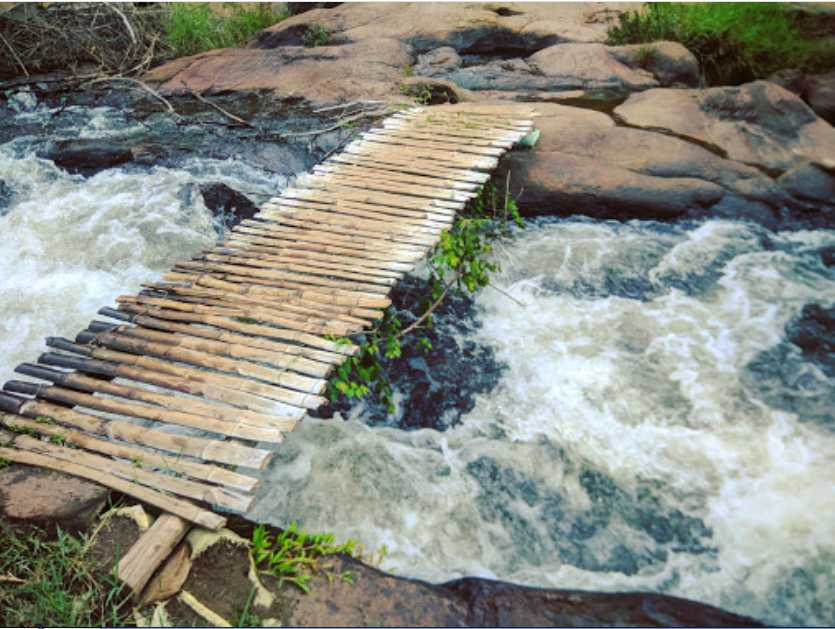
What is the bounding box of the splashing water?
[0,93,285,384]
[251,218,835,626]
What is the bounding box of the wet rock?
[786,304,835,378]
[199,183,258,227]
[252,3,623,54]
[444,579,764,627]
[0,179,14,212]
[0,463,108,532]
[615,80,835,174]
[778,161,835,205]
[39,139,164,177]
[608,41,700,87]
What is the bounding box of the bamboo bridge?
[0,103,536,593]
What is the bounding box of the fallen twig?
[0,31,29,77]
[88,76,177,115]
[190,89,255,129]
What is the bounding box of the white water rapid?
[250,218,835,626]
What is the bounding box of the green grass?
[163,3,289,58]
[607,3,835,85]
[302,24,332,48]
[0,524,133,627]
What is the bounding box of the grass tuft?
[0,524,133,627]
[164,3,289,58]
[302,24,332,48]
[607,3,835,85]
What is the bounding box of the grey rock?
[778,161,835,205]
[414,46,462,77]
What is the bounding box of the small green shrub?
[607,2,835,85]
[303,24,331,48]
[327,178,523,413]
[250,522,358,593]
[164,3,289,58]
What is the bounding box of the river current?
[2,93,834,625]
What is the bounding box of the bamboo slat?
[0,102,537,531]
[6,394,271,469]
[0,411,256,492]
[0,441,225,530]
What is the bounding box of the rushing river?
[2,91,834,625]
[251,218,835,626]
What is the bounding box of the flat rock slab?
[0,463,108,532]
[615,80,835,174]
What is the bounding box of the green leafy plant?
[0,525,133,626]
[251,522,358,593]
[327,177,523,413]
[607,3,835,85]
[0,457,9,470]
[164,3,289,57]
[302,24,331,48]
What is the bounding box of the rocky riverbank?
[2,2,834,626]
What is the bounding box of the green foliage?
[302,24,332,48]
[251,522,358,594]
[236,586,261,627]
[327,178,523,413]
[164,3,288,58]
[0,525,133,626]
[0,457,9,470]
[607,3,835,85]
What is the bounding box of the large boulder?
[498,103,790,224]
[770,69,835,125]
[615,80,835,174]
[145,38,413,107]
[418,41,697,98]
[252,3,630,54]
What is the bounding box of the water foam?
[251,218,835,625]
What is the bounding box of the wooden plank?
[0,412,257,492]
[258,206,446,239]
[16,363,301,429]
[357,131,506,157]
[368,126,516,149]
[10,395,272,469]
[313,162,481,192]
[6,381,290,443]
[0,441,226,530]
[83,328,328,409]
[226,232,423,267]
[327,152,490,184]
[280,182,464,212]
[263,197,455,227]
[235,221,433,254]
[218,239,414,274]
[11,431,253,513]
[159,274,384,321]
[295,170,476,203]
[118,515,190,598]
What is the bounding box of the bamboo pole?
[0,406,257,492]
[0,441,226,530]
[3,380,289,443]
[15,363,299,430]
[327,153,490,184]
[270,193,457,224]
[101,306,346,368]
[11,431,253,512]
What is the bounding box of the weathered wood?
[4,380,289,443]
[6,393,271,469]
[295,170,476,203]
[0,410,257,492]
[262,199,453,231]
[15,363,300,429]
[328,152,490,184]
[118,515,191,598]
[0,441,225,530]
[313,162,481,191]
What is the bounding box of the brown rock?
[528,43,659,91]
[0,463,108,532]
[253,3,630,53]
[497,103,784,223]
[608,41,700,87]
[615,80,835,173]
[146,39,412,107]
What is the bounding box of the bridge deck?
[0,104,536,531]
